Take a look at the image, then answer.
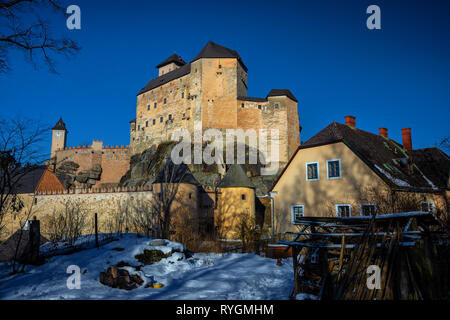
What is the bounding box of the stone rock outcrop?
[55,162,103,189]
[99,266,143,290]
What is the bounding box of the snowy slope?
[0,235,293,300]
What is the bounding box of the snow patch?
[375,165,412,187]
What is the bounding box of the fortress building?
[49,42,301,190]
[130,41,301,163]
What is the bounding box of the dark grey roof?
[156,54,186,69]
[300,122,449,191]
[217,164,254,189]
[238,96,268,102]
[192,41,248,72]
[267,89,298,102]
[52,117,67,131]
[6,166,46,194]
[153,161,200,185]
[138,63,191,95]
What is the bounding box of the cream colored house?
[271,116,450,235]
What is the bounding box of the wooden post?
[95,213,99,248]
[29,217,40,265]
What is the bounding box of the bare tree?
[0,117,48,238]
[151,161,187,239]
[0,0,80,74]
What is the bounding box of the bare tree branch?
[0,0,80,74]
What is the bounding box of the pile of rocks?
[99,265,144,291]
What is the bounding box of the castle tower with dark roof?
[51,117,68,158]
[132,41,301,164]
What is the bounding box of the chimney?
[345,116,356,128]
[401,128,412,151]
[379,127,388,138]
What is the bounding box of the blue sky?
[1,0,449,154]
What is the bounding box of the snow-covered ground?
[0,235,293,300]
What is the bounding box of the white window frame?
[291,205,304,224]
[327,159,342,180]
[360,203,377,216]
[335,204,351,217]
[305,161,319,181]
[420,201,435,214]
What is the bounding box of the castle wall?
[54,145,130,187]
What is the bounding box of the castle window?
[146,121,148,127]
[258,105,262,109]
[34,198,38,205]
[138,125,140,131]
[360,204,377,216]
[275,104,279,109]
[336,204,351,217]
[327,159,341,179]
[164,98,167,104]
[147,105,150,111]
[241,194,246,200]
[160,117,163,123]
[291,205,304,223]
[168,114,172,120]
[189,193,192,199]
[181,92,184,99]
[306,162,319,181]
[241,103,244,108]
[154,102,157,108]
[153,119,156,125]
[146,136,148,141]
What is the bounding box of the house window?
[160,116,163,123]
[421,202,435,214]
[154,102,157,108]
[360,203,376,216]
[34,198,38,205]
[327,159,341,179]
[258,105,262,109]
[241,103,244,108]
[164,98,167,104]
[189,193,192,199]
[336,204,351,217]
[168,114,172,120]
[306,162,319,181]
[275,104,279,109]
[291,205,304,223]
[241,194,246,200]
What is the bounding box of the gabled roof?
[192,41,248,72]
[7,166,47,194]
[272,122,449,193]
[138,63,191,95]
[52,117,67,131]
[35,167,66,193]
[217,164,254,189]
[267,89,298,102]
[156,53,186,69]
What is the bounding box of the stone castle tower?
[130,41,301,164]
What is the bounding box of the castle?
[0,42,303,240]
[50,41,301,188]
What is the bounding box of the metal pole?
[95,213,99,248]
